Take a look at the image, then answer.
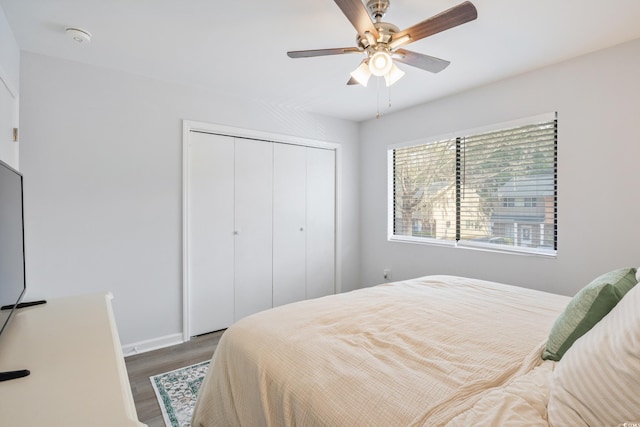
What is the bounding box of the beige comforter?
[192,275,570,426]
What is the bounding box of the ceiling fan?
[287,0,477,87]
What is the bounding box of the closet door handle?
[233,230,240,235]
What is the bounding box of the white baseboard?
[122,333,184,357]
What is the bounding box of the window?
[389,113,557,256]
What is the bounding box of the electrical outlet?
[383,269,391,280]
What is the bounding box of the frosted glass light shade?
[369,51,392,76]
[384,63,405,87]
[350,62,371,87]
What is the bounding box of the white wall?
[0,6,20,168]
[19,52,360,349]
[359,38,640,296]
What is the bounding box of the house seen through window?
[389,113,557,256]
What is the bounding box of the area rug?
[150,360,211,427]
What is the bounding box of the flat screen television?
[0,158,29,381]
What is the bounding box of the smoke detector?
[65,27,91,44]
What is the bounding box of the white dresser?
[0,293,145,426]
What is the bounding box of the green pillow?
[542,267,637,361]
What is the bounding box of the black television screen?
[0,159,26,337]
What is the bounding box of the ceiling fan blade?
[393,49,450,73]
[287,47,361,58]
[334,0,380,40]
[391,1,477,48]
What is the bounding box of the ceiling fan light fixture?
[350,61,372,87]
[369,51,392,76]
[384,63,405,87]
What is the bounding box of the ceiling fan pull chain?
[376,77,381,119]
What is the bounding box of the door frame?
[182,120,342,341]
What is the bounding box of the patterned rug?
[150,360,211,427]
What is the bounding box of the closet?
[186,130,336,337]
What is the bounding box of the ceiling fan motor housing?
[356,21,398,50]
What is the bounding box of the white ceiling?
[2,0,640,122]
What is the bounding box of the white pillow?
[547,283,640,426]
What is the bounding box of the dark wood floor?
[125,330,225,427]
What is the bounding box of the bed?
[191,273,640,426]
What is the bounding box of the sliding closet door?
[234,138,273,320]
[188,132,234,335]
[273,144,307,307]
[306,147,336,299]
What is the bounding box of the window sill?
[388,235,557,258]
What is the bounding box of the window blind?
[390,114,557,255]
[393,138,456,239]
